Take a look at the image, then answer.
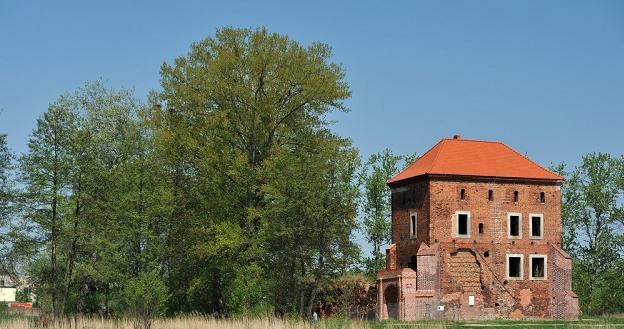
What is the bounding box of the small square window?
[507,254,523,279]
[530,255,547,280]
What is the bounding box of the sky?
[1,1,623,250]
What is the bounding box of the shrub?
[123,270,169,329]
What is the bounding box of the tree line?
[0,27,622,322]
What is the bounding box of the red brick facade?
[377,138,579,321]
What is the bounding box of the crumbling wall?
[550,244,580,319]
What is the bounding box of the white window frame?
[506,254,524,280]
[529,254,547,280]
[454,211,471,238]
[529,213,544,239]
[507,212,523,239]
[409,211,417,238]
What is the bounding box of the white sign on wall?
[468,295,475,306]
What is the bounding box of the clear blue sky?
[1,1,623,166]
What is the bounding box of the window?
[409,212,417,238]
[529,214,543,239]
[507,213,522,239]
[478,223,484,234]
[506,254,524,280]
[529,255,547,280]
[455,211,470,238]
[513,191,519,202]
[488,190,494,201]
[460,189,466,200]
[408,256,417,270]
[539,192,545,203]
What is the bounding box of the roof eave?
[387,173,564,187]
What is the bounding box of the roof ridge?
[500,142,564,180]
[427,139,446,173]
[443,138,502,144]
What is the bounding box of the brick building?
[377,136,579,321]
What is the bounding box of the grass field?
[0,314,622,329]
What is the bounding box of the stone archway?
[384,285,399,319]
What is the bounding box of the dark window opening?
[478,223,484,234]
[532,257,545,279]
[408,256,417,270]
[509,215,520,237]
[513,191,519,202]
[460,189,466,200]
[531,216,541,237]
[488,190,494,201]
[540,192,545,203]
[484,251,490,257]
[508,256,521,278]
[410,215,417,237]
[458,213,469,236]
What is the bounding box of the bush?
[123,270,168,329]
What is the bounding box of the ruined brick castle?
[377,136,579,320]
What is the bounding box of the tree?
[19,104,77,321]
[0,133,12,230]
[359,150,418,277]
[358,149,401,276]
[123,270,168,329]
[260,131,360,316]
[556,154,624,315]
[18,81,161,320]
[155,26,355,315]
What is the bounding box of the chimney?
[453,134,461,139]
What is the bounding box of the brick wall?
[382,175,579,320]
[390,178,429,268]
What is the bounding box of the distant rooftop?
[388,135,563,184]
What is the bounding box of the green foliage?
[123,270,168,329]
[15,289,31,303]
[358,150,415,278]
[15,81,164,319]
[0,134,12,224]
[554,154,624,315]
[154,26,357,316]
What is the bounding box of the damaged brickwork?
[377,137,579,321]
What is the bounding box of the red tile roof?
[388,137,563,184]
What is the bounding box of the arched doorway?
[384,285,398,319]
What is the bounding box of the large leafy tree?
[260,131,360,315]
[555,154,624,315]
[155,26,355,315]
[18,82,162,320]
